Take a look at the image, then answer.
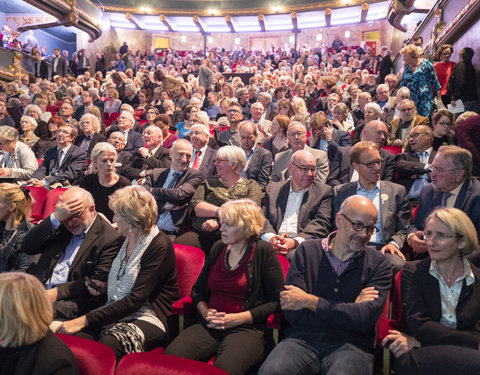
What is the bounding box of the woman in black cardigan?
[383,207,480,375]
[57,186,178,361]
[165,199,284,375]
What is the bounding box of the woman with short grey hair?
[0,126,37,184]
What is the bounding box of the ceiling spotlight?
[316,34,322,41]
[181,35,187,43]
[345,30,351,38]
[208,36,213,43]
[145,7,151,12]
[234,38,240,45]
[289,35,295,43]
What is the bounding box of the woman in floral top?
[174,146,262,254]
[400,44,441,118]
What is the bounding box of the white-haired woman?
[19,115,39,148]
[174,146,262,253]
[80,142,130,221]
[353,102,383,144]
[74,113,107,160]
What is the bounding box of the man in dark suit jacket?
[23,187,122,318]
[262,150,332,260]
[28,124,87,188]
[327,120,395,186]
[332,141,411,271]
[121,125,170,181]
[52,48,68,77]
[188,124,217,179]
[240,121,272,189]
[33,51,48,80]
[408,146,480,260]
[395,125,435,197]
[388,99,430,150]
[308,112,352,165]
[144,139,204,237]
[271,122,328,184]
[74,88,105,123]
[114,110,143,153]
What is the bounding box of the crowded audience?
[0,33,479,375]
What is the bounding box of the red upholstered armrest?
[378,319,397,346]
[267,312,284,330]
[172,295,193,315]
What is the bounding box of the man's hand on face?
[54,195,85,222]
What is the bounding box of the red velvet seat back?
[173,244,205,298]
[42,188,69,219]
[116,352,229,375]
[24,186,48,223]
[276,254,290,280]
[381,145,403,155]
[392,270,405,330]
[56,333,116,375]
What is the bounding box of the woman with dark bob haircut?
[165,199,284,375]
[383,207,480,375]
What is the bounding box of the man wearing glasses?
[408,145,480,261]
[333,141,410,272]
[395,125,435,199]
[271,122,328,183]
[262,150,332,260]
[259,195,391,375]
[388,99,430,150]
[217,102,243,147]
[28,124,87,188]
[23,187,122,319]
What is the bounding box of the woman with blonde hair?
[165,199,284,375]
[262,115,289,158]
[384,207,480,375]
[104,87,122,115]
[0,183,37,272]
[291,97,310,126]
[400,44,441,117]
[57,186,178,361]
[0,272,78,374]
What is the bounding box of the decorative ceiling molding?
[103,0,385,16]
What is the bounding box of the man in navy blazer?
[408,146,480,259]
[144,139,204,237]
[117,111,143,153]
[28,124,87,188]
[261,150,332,260]
[327,120,395,186]
[394,125,436,197]
[240,121,272,189]
[121,125,170,182]
[332,141,411,272]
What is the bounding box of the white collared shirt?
[261,181,308,245]
[429,258,475,328]
[189,143,208,168]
